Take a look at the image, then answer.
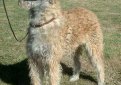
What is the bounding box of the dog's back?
[61,8,103,50]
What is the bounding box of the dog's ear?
[18,0,37,9]
[49,0,56,4]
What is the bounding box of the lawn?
[0,0,121,85]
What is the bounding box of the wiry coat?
[25,0,104,85]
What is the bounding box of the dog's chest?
[27,28,52,58]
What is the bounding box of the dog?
[19,0,104,85]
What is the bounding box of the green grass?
[0,0,121,85]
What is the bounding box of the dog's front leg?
[48,58,61,85]
[28,58,43,85]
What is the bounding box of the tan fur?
[20,0,105,85]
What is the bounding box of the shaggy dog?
[20,0,104,85]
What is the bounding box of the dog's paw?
[69,75,79,82]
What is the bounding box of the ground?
[0,0,121,85]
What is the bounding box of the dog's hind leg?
[85,40,104,85]
[70,46,83,82]
[28,59,42,85]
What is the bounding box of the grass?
[0,0,121,85]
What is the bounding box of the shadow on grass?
[0,59,97,85]
[0,59,30,85]
[61,63,97,84]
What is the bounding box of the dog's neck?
[29,17,56,28]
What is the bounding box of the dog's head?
[19,0,63,27]
[18,0,57,9]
